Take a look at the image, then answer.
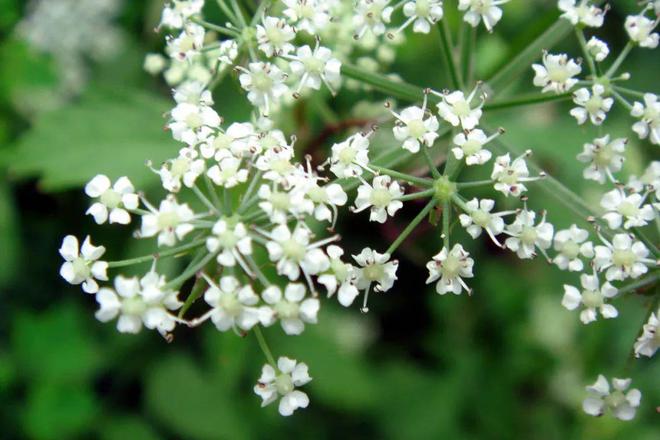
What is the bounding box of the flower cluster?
[57,0,658,419]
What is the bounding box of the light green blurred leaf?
[100,415,161,440]
[8,86,176,191]
[22,382,98,440]
[145,354,249,440]
[11,302,103,383]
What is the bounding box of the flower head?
[570,84,613,126]
[203,276,262,331]
[583,375,641,421]
[458,0,509,32]
[558,0,606,27]
[426,244,474,295]
[504,209,554,259]
[562,273,618,324]
[630,93,660,145]
[85,175,139,224]
[254,357,311,416]
[59,235,108,293]
[141,196,195,247]
[577,135,626,184]
[593,233,653,281]
[353,175,404,223]
[634,311,659,358]
[262,283,320,335]
[552,224,594,272]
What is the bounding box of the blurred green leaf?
[22,382,98,440]
[11,302,103,383]
[7,86,176,191]
[0,178,19,286]
[100,415,160,440]
[145,354,249,440]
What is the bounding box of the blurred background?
[0,0,658,439]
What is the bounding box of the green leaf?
[145,354,249,440]
[7,86,177,192]
[100,415,160,440]
[11,302,103,384]
[22,382,98,440]
[0,178,19,286]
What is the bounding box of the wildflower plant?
[58,0,659,419]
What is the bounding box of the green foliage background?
[0,1,658,439]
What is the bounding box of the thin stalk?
[340,64,429,104]
[457,179,494,189]
[253,326,277,367]
[613,86,647,99]
[618,272,659,296]
[204,175,222,209]
[442,201,450,248]
[605,41,634,79]
[192,185,219,213]
[216,0,240,26]
[249,0,272,27]
[164,251,218,290]
[229,0,248,27]
[244,254,271,287]
[386,199,437,254]
[398,188,435,201]
[484,91,573,111]
[107,238,207,268]
[611,89,634,112]
[422,147,442,179]
[178,275,210,318]
[368,164,435,187]
[238,169,263,212]
[459,23,476,88]
[632,228,660,259]
[192,18,241,37]
[450,193,471,212]
[575,28,596,77]
[437,19,462,90]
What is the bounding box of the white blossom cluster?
[57,0,658,419]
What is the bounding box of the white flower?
[317,245,360,307]
[59,235,108,293]
[295,178,348,226]
[353,0,394,39]
[459,198,510,246]
[330,133,371,178]
[206,219,252,267]
[562,274,618,324]
[258,184,310,224]
[95,271,182,335]
[158,147,205,192]
[173,81,213,106]
[630,93,660,145]
[426,244,474,295]
[353,175,404,223]
[491,153,536,197]
[216,39,239,72]
[84,174,138,225]
[504,209,554,259]
[398,0,444,34]
[203,276,261,331]
[558,0,606,28]
[634,311,659,358]
[169,102,221,145]
[282,0,330,34]
[570,85,613,125]
[391,103,440,153]
[552,225,594,272]
[287,44,342,95]
[263,223,331,281]
[262,283,320,335]
[353,248,399,296]
[254,357,311,416]
[207,156,249,188]
[586,36,609,61]
[141,196,195,247]
[166,23,205,61]
[200,122,256,159]
[160,0,204,29]
[144,53,167,75]
[593,233,653,281]
[435,86,483,130]
[458,0,509,32]
[625,13,659,48]
[532,52,581,94]
[600,188,655,230]
[577,135,626,184]
[254,144,299,186]
[452,128,500,165]
[238,62,289,115]
[583,375,641,421]
[257,16,296,57]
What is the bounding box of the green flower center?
[370,188,393,208]
[612,249,636,268]
[407,119,426,139]
[100,189,122,208]
[282,239,306,262]
[520,226,538,246]
[275,374,294,395]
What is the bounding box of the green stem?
[575,28,596,77]
[450,193,470,213]
[438,20,462,90]
[386,199,437,254]
[422,147,442,179]
[398,189,435,202]
[204,175,222,209]
[605,41,634,79]
[164,251,218,290]
[459,23,476,88]
[178,275,211,318]
[484,91,573,111]
[340,64,428,104]
[238,169,262,213]
[442,201,450,248]
[192,18,241,37]
[611,89,634,112]
[244,254,271,287]
[216,0,240,26]
[457,179,494,189]
[618,272,659,296]
[254,326,277,367]
[368,164,435,187]
[613,86,647,99]
[192,185,219,213]
[107,238,207,268]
